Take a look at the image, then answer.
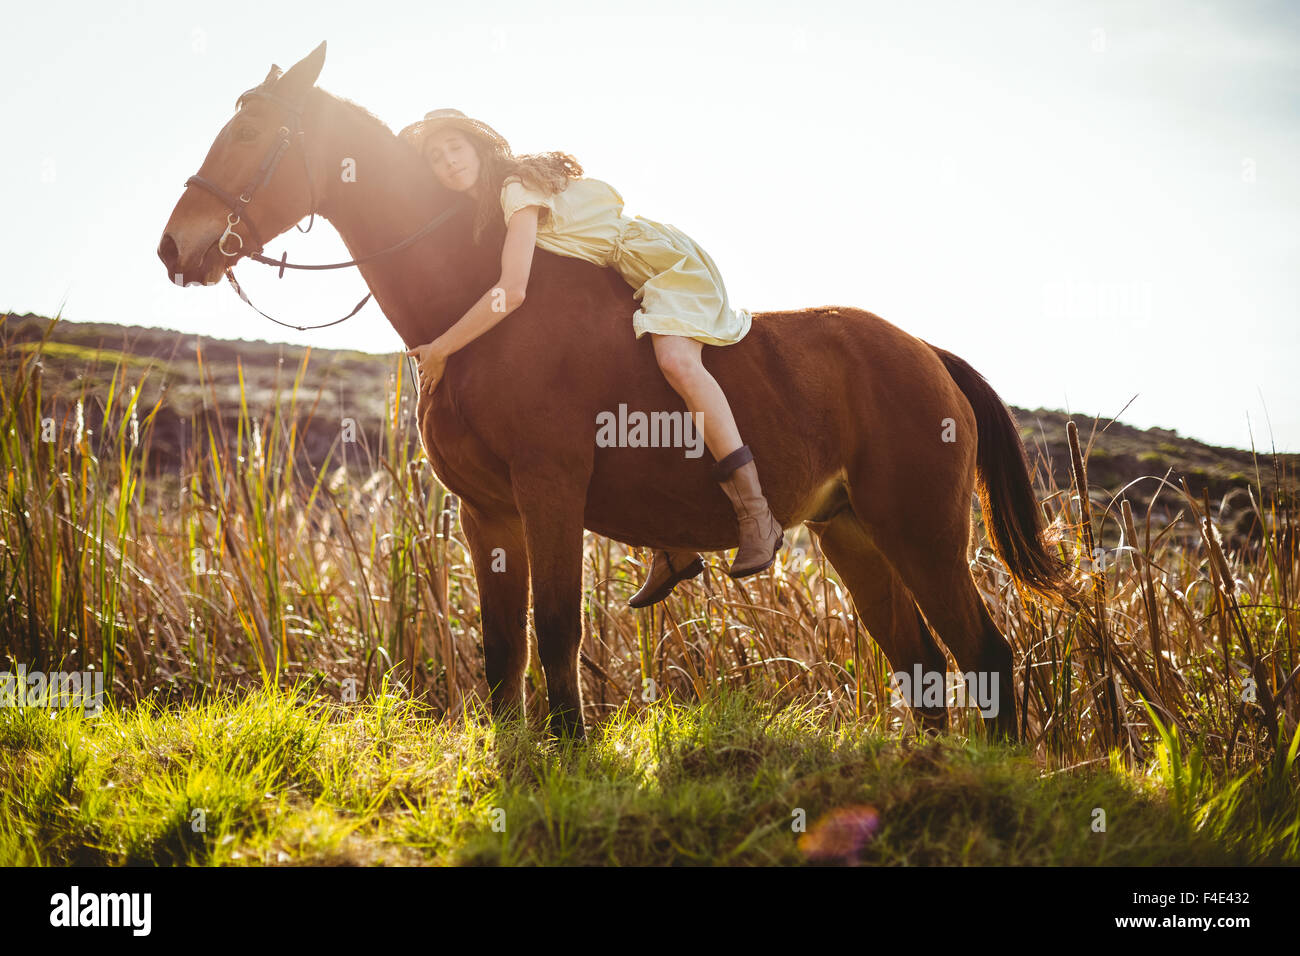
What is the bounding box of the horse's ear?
[275,41,327,104]
[236,64,283,109]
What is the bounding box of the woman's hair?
[407,125,583,245]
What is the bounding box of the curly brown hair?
[402,125,584,245]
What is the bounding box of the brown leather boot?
[628,548,705,608]
[712,445,784,577]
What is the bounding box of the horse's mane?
[237,73,409,152]
[323,91,398,139]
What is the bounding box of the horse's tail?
[926,342,1083,608]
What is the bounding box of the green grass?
[6,339,176,371]
[2,681,1296,866]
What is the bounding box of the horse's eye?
[235,126,260,142]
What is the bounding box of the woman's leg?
[650,333,783,577]
[627,334,721,608]
[649,334,742,459]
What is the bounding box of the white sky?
[2,0,1297,452]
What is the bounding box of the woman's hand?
[407,340,448,397]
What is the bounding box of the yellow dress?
[500,175,752,346]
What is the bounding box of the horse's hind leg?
[842,401,1021,741]
[805,510,949,734]
[863,509,1021,743]
[902,558,1019,742]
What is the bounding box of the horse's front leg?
[460,501,530,725]
[513,465,589,740]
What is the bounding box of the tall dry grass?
[2,314,1297,777]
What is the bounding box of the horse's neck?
[313,95,475,348]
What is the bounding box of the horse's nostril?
[158,233,179,272]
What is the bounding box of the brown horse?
[158,42,1079,742]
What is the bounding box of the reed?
[2,313,1298,786]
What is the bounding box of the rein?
[218,200,464,332]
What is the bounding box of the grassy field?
[3,682,1296,865]
[2,311,1299,865]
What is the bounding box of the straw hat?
[401,108,511,154]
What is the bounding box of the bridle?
[185,87,318,259]
[180,84,468,332]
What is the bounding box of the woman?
[398,108,782,608]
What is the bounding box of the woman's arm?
[408,204,541,394]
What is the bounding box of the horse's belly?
[581,451,850,551]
